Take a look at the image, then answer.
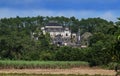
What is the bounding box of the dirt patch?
[0,68,116,75]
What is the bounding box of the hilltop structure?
[41,22,79,46]
[32,22,92,47]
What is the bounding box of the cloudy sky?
[0,0,119,21]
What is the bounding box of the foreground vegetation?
[0,73,111,76]
[0,60,89,69]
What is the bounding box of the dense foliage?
[0,16,120,66]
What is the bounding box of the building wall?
[41,26,78,46]
[41,26,71,38]
[48,31,71,38]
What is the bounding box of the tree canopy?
[0,16,120,66]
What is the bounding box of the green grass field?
[0,60,89,69]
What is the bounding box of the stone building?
[41,22,78,46]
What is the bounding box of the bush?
[55,46,86,61]
[107,62,118,70]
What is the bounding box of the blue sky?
[0,0,119,21]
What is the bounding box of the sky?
[0,0,119,21]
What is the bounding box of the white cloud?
[0,8,89,18]
[100,11,117,21]
[0,8,118,22]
